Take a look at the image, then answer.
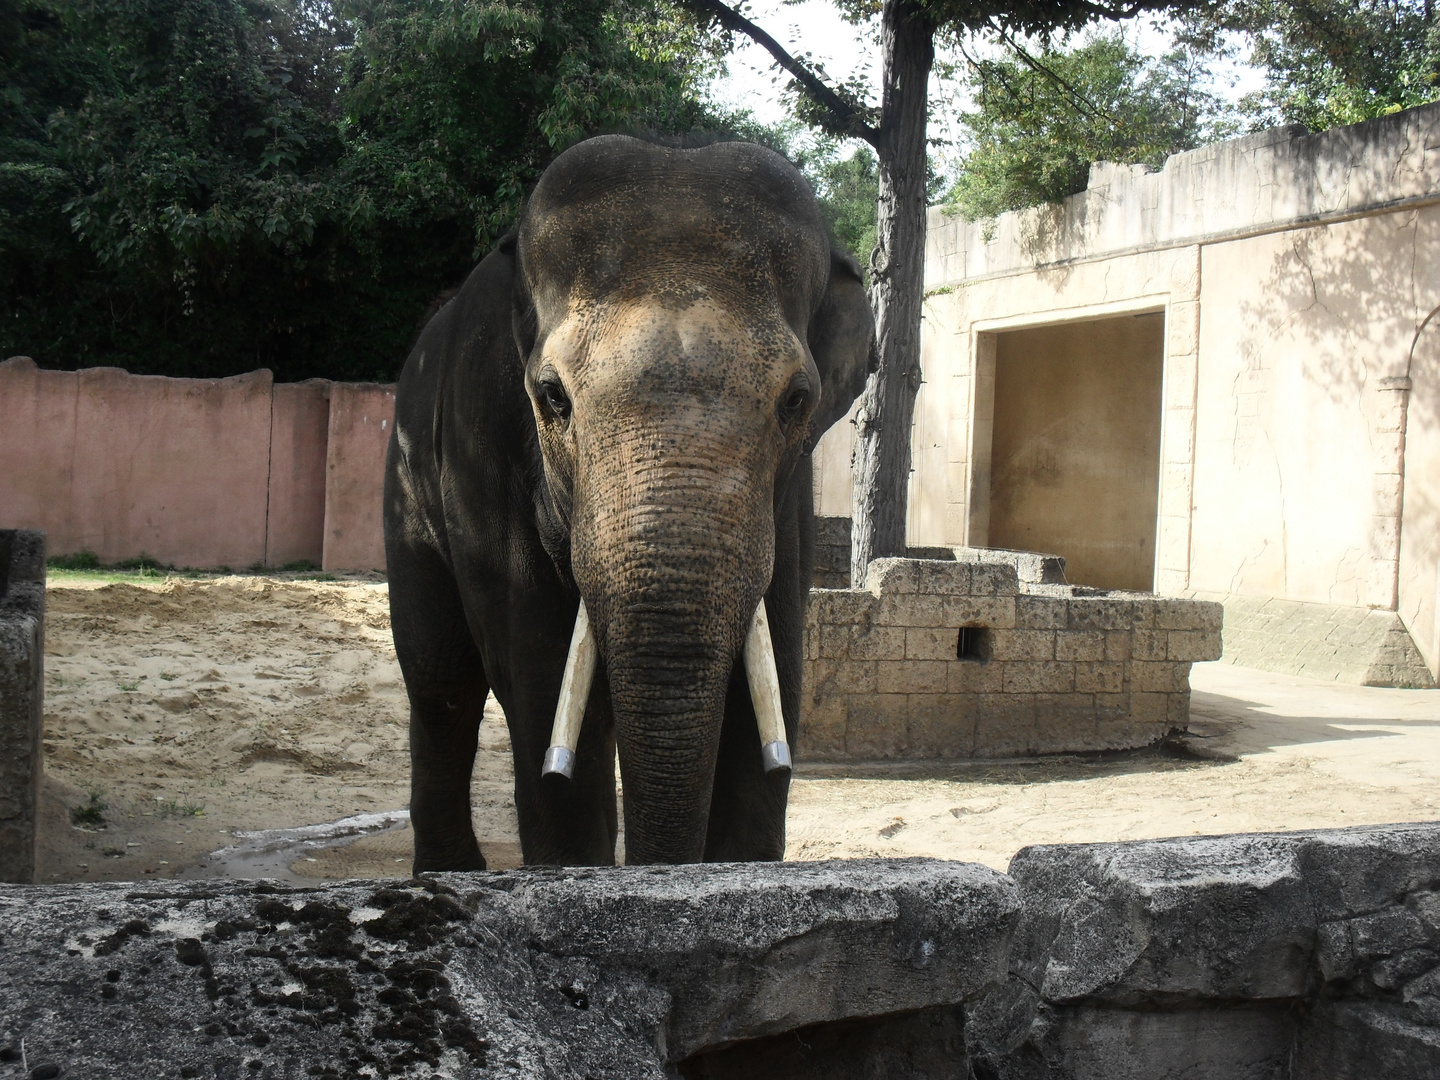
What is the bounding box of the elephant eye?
[537,378,571,422]
[778,379,811,426]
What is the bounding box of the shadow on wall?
[0,358,395,573]
[1199,199,1440,674]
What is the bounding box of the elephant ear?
[807,247,877,443]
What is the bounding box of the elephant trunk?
[573,435,773,864]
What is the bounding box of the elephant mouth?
[540,598,790,781]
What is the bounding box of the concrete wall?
[813,102,1440,683]
[0,358,393,572]
[4,821,1438,1078]
[264,381,332,568]
[0,530,44,884]
[322,384,396,574]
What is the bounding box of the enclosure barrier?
[1,821,1437,1078]
[0,358,394,572]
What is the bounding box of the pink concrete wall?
[322,384,395,573]
[0,358,80,552]
[1,358,273,568]
[0,357,396,572]
[265,381,332,568]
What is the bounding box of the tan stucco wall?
[1401,296,1440,676]
[0,358,393,572]
[1187,211,1436,608]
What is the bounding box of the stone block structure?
[803,550,1222,761]
[0,529,44,884]
[3,821,1438,1078]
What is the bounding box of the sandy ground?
[34,574,1440,882]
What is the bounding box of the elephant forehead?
[522,165,828,325]
[544,296,808,401]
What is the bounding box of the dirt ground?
[34,574,1440,882]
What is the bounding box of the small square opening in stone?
[957,625,990,662]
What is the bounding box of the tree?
[685,0,1181,584]
[948,27,1232,219]
[1212,0,1440,131]
[1,0,724,379]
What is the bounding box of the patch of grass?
[154,795,205,818]
[117,677,143,692]
[114,553,169,577]
[281,559,320,572]
[48,550,100,570]
[70,791,108,828]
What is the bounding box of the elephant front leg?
[409,685,489,873]
[502,665,620,867]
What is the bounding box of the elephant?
[384,134,876,869]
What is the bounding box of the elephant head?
[513,136,874,863]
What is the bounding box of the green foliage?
[47,550,99,570]
[1215,0,1440,131]
[2,0,722,380]
[946,29,1232,220]
[812,147,878,269]
[70,790,107,827]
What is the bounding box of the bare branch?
[682,0,881,146]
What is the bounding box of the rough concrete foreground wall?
[970,821,1440,1080]
[0,530,44,885]
[0,859,1018,1080]
[2,824,1438,1079]
[0,358,393,571]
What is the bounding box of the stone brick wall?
[802,551,1222,761]
[812,516,852,589]
[0,530,44,883]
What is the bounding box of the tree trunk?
[849,0,933,586]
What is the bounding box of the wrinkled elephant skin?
[384,136,875,868]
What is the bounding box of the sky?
[706,1,1269,167]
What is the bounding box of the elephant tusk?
[744,600,792,775]
[542,600,597,780]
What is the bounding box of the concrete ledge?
[1196,590,1436,688]
[0,859,1020,1079]
[4,824,1439,1078]
[0,529,44,884]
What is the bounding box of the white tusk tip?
[761,740,792,775]
[542,745,576,780]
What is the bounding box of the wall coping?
[926,101,1440,285]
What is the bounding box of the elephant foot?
[412,837,487,874]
